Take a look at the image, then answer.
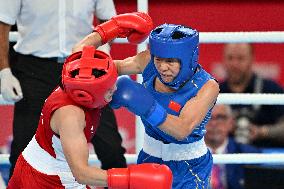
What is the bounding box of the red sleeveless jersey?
[35,87,101,158]
[7,87,101,189]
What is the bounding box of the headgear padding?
[62,46,118,108]
[149,24,199,89]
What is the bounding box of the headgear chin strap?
[149,23,199,89]
[62,46,118,108]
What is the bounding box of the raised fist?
[94,12,154,44]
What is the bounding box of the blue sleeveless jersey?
[141,62,214,144]
[138,62,215,189]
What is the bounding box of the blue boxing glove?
[110,76,167,128]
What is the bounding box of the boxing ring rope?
[2,24,284,165]
[216,93,284,105]
[2,93,284,105]
[9,31,284,43]
[1,153,284,165]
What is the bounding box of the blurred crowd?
[208,43,284,189]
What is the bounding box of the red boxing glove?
[94,12,154,44]
[107,163,173,189]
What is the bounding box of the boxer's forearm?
[72,32,103,53]
[0,22,11,70]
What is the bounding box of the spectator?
[205,104,260,189]
[220,43,284,148]
[0,0,126,180]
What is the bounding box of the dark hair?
[59,69,107,89]
[224,43,254,56]
[92,69,106,78]
[69,69,106,78]
[172,31,187,39]
[152,27,188,40]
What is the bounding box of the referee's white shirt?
[0,0,116,58]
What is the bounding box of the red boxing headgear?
[62,46,118,108]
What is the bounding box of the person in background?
[7,44,173,189]
[205,104,260,189]
[0,0,127,180]
[220,43,284,148]
[73,19,220,188]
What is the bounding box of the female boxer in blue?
[74,16,219,188]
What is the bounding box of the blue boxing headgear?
[149,24,199,89]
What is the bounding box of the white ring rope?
[1,153,284,165]
[216,93,284,105]
[9,31,284,44]
[198,31,284,43]
[1,93,284,105]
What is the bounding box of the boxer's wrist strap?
[94,20,119,44]
[145,103,167,128]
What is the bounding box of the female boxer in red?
[7,12,173,189]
